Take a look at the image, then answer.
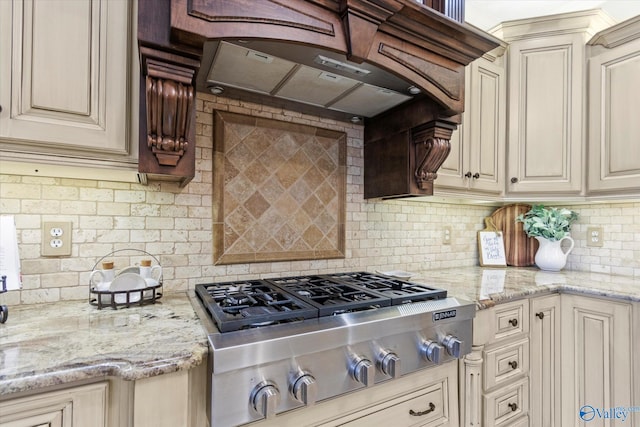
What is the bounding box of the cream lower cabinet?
[250,360,459,427]
[435,47,506,199]
[0,382,108,427]
[561,295,635,426]
[587,17,640,197]
[529,294,561,427]
[0,0,138,174]
[464,293,636,427]
[0,365,207,427]
[462,299,530,427]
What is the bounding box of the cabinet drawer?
[484,338,529,390]
[484,378,529,426]
[493,300,529,341]
[338,380,448,427]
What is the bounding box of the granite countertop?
[0,293,208,396]
[413,266,640,309]
[1,268,638,398]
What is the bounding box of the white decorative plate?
[375,270,415,280]
[109,273,146,304]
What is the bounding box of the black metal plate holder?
[89,249,163,309]
[0,275,8,323]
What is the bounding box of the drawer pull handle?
[536,312,545,319]
[509,360,518,369]
[409,402,436,417]
[508,403,518,412]
[509,318,518,327]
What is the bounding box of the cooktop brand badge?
[433,310,457,321]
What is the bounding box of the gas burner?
[323,272,447,304]
[269,275,391,316]
[195,280,317,332]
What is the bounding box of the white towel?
[0,215,22,291]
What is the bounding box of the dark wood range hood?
[137,0,499,196]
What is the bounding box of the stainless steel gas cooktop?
[193,271,473,427]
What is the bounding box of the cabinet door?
[436,56,505,197]
[0,0,134,161]
[0,382,107,427]
[530,294,561,427]
[506,34,585,195]
[587,37,640,195]
[467,58,505,194]
[561,295,633,426]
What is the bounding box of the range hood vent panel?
[329,84,412,117]
[275,65,360,107]
[206,42,297,94]
[206,41,414,117]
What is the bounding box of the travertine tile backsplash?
[1,93,638,305]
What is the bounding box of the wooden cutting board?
[489,204,538,266]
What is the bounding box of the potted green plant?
[515,205,579,271]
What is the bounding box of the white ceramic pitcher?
[534,236,575,272]
[90,261,116,291]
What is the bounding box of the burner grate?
[269,275,391,316]
[195,280,317,332]
[322,272,447,304]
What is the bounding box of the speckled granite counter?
[412,266,640,309]
[2,269,638,398]
[0,293,208,396]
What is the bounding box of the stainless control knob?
[378,351,401,378]
[442,335,463,358]
[350,357,374,387]
[250,381,280,419]
[292,373,318,406]
[422,340,444,364]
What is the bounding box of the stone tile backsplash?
[1,92,639,305]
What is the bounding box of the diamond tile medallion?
[212,111,346,264]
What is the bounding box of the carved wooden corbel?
[413,120,456,191]
[144,58,195,166]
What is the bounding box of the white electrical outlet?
[42,221,72,256]
[586,226,603,247]
[443,226,452,245]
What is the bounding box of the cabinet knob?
[508,403,518,412]
[464,172,472,178]
[472,172,480,179]
[536,312,545,319]
[509,318,518,327]
[510,177,519,184]
[509,360,518,369]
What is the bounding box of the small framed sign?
[478,230,507,267]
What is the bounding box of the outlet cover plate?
[42,221,72,256]
[586,226,603,247]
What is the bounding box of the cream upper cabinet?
[436,46,506,199]
[493,11,614,198]
[587,16,640,197]
[561,295,635,426]
[0,0,138,172]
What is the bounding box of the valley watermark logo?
[579,405,640,422]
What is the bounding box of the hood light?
[208,86,225,95]
[408,86,421,95]
[350,116,362,123]
[314,55,371,76]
